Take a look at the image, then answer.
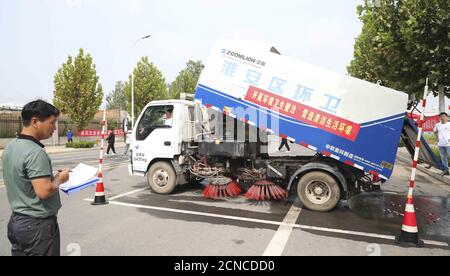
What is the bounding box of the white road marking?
[82,199,449,248]
[107,187,149,201]
[383,192,399,195]
[263,205,302,256]
[83,187,149,202]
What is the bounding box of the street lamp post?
[131,34,151,128]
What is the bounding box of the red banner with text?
[77,129,124,137]
[244,86,361,142]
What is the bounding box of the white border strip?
[361,116,406,128]
[307,145,317,151]
[330,154,340,161]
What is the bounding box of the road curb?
[397,155,450,186]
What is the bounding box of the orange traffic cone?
[92,172,108,205]
[395,196,424,247]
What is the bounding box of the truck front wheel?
[147,161,177,194]
[297,171,341,212]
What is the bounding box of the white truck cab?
[129,100,196,192]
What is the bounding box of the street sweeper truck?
[128,38,441,212]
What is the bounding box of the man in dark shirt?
[2,100,70,256]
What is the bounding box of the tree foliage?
[348,0,449,102]
[168,60,204,99]
[124,57,167,118]
[53,48,103,130]
[106,81,126,110]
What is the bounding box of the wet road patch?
[296,193,450,247]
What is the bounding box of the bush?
[66,141,95,148]
[423,133,437,146]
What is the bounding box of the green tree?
[106,81,126,110]
[168,60,204,99]
[124,57,167,118]
[53,48,103,130]
[348,0,449,109]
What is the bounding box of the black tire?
[297,171,341,212]
[147,161,177,194]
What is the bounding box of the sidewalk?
[397,147,450,186]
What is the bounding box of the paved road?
[0,149,449,256]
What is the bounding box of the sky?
[0,0,445,110]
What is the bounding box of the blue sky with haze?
[2,0,443,111]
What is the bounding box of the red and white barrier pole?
[92,109,108,205]
[396,78,429,247]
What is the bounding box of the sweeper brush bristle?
[245,180,287,201]
[202,179,242,200]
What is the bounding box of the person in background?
[277,138,291,152]
[67,129,73,143]
[434,112,450,176]
[105,128,116,156]
[124,130,131,156]
[2,100,70,256]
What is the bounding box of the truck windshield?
[136,105,174,141]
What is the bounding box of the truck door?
[132,104,177,173]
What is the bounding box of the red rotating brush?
[245,180,287,201]
[203,177,242,200]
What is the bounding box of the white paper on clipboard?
[59,163,98,194]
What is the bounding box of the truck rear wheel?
[297,171,341,212]
[147,161,177,194]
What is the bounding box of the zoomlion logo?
[222,49,257,64]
